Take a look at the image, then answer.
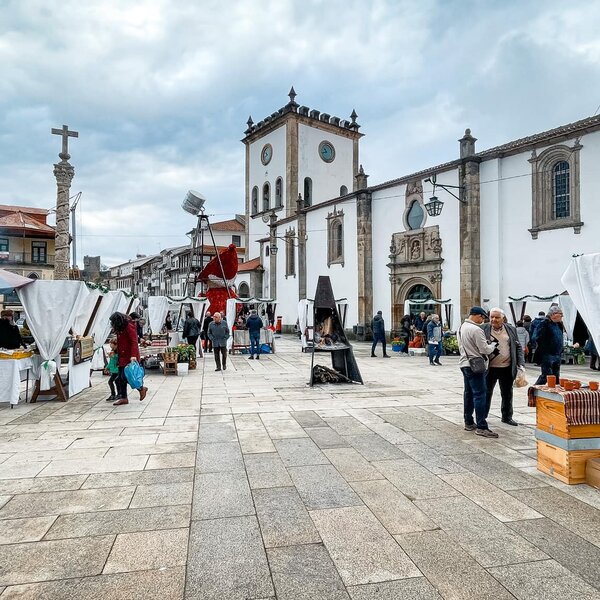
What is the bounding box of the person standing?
[516,320,530,363]
[482,308,525,426]
[458,307,498,438]
[426,314,443,366]
[371,310,390,358]
[105,338,120,402]
[202,311,213,353]
[414,311,427,334]
[183,311,201,353]
[533,306,564,385]
[246,309,263,360]
[208,312,230,371]
[587,334,598,370]
[529,311,545,362]
[0,310,24,349]
[109,312,147,406]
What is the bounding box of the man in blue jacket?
[371,311,390,358]
[533,306,564,385]
[246,309,264,360]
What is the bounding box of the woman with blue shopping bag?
[109,312,148,406]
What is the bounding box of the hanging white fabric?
[18,281,89,362]
[71,288,101,336]
[90,291,123,370]
[188,299,208,324]
[558,294,578,342]
[226,298,237,350]
[147,296,170,334]
[298,299,312,349]
[561,254,600,349]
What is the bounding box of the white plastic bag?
[514,366,528,388]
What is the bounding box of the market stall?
[225,297,276,353]
[403,297,454,330]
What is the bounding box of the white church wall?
[304,199,359,328]
[298,124,354,205]
[480,129,600,317]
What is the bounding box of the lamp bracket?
[424,176,466,203]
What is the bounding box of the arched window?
[251,187,258,215]
[304,177,312,206]
[327,209,344,267]
[263,182,270,212]
[340,185,348,196]
[238,282,250,298]
[553,161,570,219]
[275,178,283,207]
[407,200,425,230]
[27,272,40,279]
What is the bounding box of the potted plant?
[442,334,459,355]
[391,337,404,352]
[175,344,197,370]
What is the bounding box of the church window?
[552,161,570,218]
[251,187,258,215]
[238,282,250,298]
[0,238,8,252]
[275,177,283,207]
[327,208,344,267]
[304,177,312,206]
[407,200,425,230]
[285,228,296,277]
[263,182,270,212]
[340,185,348,196]
[529,142,582,238]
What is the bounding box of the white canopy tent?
[90,291,129,370]
[17,281,90,392]
[147,295,208,338]
[403,298,453,330]
[225,297,277,351]
[561,253,600,349]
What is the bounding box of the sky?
[1,0,600,266]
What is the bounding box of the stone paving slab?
[244,452,293,489]
[192,469,254,519]
[347,577,443,600]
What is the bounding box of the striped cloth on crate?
[527,385,600,425]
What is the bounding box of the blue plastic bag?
[260,344,271,354]
[124,362,145,389]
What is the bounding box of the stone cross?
[51,124,79,161]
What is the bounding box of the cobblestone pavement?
[0,336,599,599]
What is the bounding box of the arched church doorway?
[406,284,433,317]
[238,282,250,298]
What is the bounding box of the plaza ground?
[0,336,599,599]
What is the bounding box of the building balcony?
[0,252,55,266]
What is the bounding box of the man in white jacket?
[458,307,499,438]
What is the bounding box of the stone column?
[458,129,481,316]
[269,211,277,300]
[53,160,74,280]
[297,194,307,299]
[355,166,373,340]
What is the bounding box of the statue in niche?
[410,240,421,261]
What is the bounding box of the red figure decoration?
[199,244,238,314]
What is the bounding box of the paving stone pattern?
[0,336,599,599]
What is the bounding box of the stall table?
[530,385,600,484]
[231,329,275,354]
[0,352,34,406]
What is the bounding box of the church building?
[236,88,600,337]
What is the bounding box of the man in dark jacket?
[246,309,263,360]
[371,310,390,358]
[0,310,24,349]
[183,311,201,353]
[202,311,213,353]
[533,306,564,385]
[482,308,525,426]
[208,312,230,371]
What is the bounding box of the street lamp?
[423,175,465,217]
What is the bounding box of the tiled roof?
[0,211,55,234]
[238,257,262,272]
[211,218,245,232]
[0,204,49,216]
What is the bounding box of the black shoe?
[248,356,254,360]
[502,419,519,426]
[371,354,376,358]
[434,360,442,366]
[215,368,221,372]
[256,356,260,360]
[464,423,477,431]
[383,354,390,358]
[105,394,117,402]
[223,365,227,370]
[476,428,499,438]
[429,361,435,366]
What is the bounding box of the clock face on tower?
[319,140,336,163]
[261,143,273,165]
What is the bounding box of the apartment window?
[232,235,242,246]
[0,238,8,252]
[32,241,47,264]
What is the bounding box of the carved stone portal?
[388,225,443,335]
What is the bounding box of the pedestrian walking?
[0,310,24,349]
[105,338,120,402]
[208,312,230,371]
[109,312,148,406]
[586,334,598,370]
[246,309,263,360]
[458,306,498,438]
[426,314,443,365]
[202,311,213,353]
[482,308,525,426]
[533,306,564,385]
[371,310,390,358]
[529,311,545,362]
[183,311,201,352]
[516,320,530,363]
